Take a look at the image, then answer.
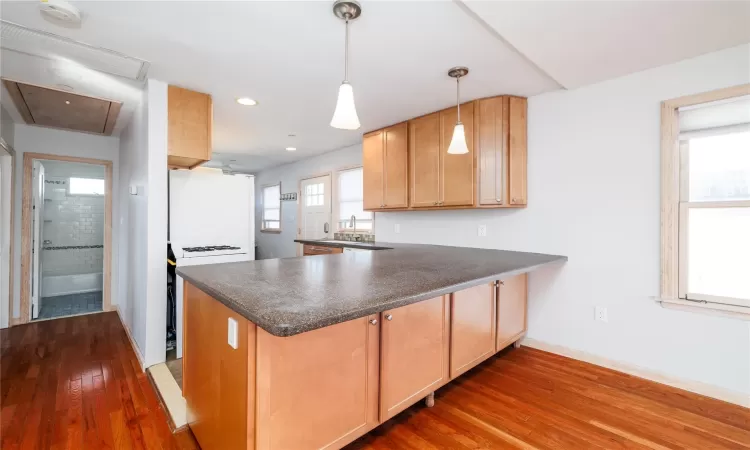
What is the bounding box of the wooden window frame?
[260,183,282,233]
[659,84,750,318]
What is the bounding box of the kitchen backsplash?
[333,232,375,242]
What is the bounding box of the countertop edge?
[177,255,567,338]
[294,239,392,250]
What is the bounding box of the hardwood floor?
[0,311,198,449]
[2,311,748,450]
[348,347,750,450]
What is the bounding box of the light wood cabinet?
[450,283,496,379]
[496,273,528,352]
[184,282,253,450]
[409,112,442,208]
[363,123,408,210]
[364,95,526,212]
[379,296,450,422]
[168,85,213,169]
[255,315,380,450]
[440,102,475,207]
[302,244,344,256]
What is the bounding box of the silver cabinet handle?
[385,314,393,321]
[496,198,502,203]
[433,201,438,206]
[499,280,505,285]
[369,319,378,325]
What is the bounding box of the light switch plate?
[227,317,238,349]
[394,224,400,234]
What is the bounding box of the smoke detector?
[39,0,82,27]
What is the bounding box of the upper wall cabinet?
[363,122,408,209]
[168,85,213,170]
[363,95,527,211]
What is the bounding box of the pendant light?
[330,0,362,130]
[447,66,469,155]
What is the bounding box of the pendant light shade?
[447,123,468,154]
[447,66,469,155]
[330,82,360,130]
[330,1,362,130]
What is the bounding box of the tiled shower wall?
[41,176,105,277]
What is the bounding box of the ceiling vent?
[0,20,149,81]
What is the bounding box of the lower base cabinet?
[255,316,380,450]
[184,275,528,450]
[496,273,528,351]
[379,296,450,422]
[450,283,497,379]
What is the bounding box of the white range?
[170,168,255,358]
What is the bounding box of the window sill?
[654,297,750,320]
[260,229,282,234]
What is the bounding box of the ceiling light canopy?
[330,0,361,130]
[285,147,297,151]
[447,66,469,155]
[236,97,257,106]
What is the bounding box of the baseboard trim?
[114,306,145,371]
[522,337,749,408]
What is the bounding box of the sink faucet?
[349,215,357,234]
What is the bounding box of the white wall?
[376,44,750,399]
[11,125,120,322]
[1,105,14,149]
[118,79,168,368]
[254,143,362,259]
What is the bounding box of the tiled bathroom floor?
[36,291,103,320]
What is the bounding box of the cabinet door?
[477,97,507,206]
[380,296,449,422]
[363,131,385,210]
[256,315,380,450]
[383,122,408,208]
[496,273,528,351]
[168,85,212,163]
[508,97,527,206]
[440,102,475,206]
[450,283,496,379]
[409,113,442,208]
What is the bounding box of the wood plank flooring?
[0,311,198,449]
[2,311,748,449]
[347,347,750,450]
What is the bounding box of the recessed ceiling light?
[236,97,257,106]
[285,147,297,152]
[65,100,71,105]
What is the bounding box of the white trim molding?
[522,337,750,408]
[115,306,145,371]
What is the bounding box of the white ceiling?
[463,0,750,89]
[1,1,749,173]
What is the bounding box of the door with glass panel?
[300,175,332,241]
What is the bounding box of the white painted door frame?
[298,173,332,253]
[31,160,44,320]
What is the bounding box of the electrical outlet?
[595,306,608,323]
[394,223,401,234]
[478,224,487,237]
[227,317,238,349]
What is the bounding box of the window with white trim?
[677,97,750,307]
[69,177,105,196]
[261,183,281,232]
[337,167,373,232]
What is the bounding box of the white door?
[31,161,45,319]
[300,175,332,240]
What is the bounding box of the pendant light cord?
[344,18,350,83]
[456,77,461,123]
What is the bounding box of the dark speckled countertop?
[176,241,567,337]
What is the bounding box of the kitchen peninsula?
[177,242,566,450]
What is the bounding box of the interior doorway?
[21,153,112,324]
